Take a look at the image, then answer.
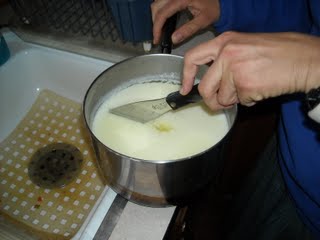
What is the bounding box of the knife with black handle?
[161,14,202,109]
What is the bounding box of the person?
[152,0,320,239]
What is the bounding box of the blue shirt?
[214,0,320,238]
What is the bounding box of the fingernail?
[246,102,256,107]
[172,32,183,44]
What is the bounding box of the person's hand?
[151,0,220,45]
[182,31,320,110]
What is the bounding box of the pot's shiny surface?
[83,54,237,206]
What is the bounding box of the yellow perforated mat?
[0,90,105,239]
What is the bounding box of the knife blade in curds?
[109,84,202,123]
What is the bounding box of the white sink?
[0,30,117,239]
[0,30,115,141]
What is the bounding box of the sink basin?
[0,30,114,141]
[0,30,117,239]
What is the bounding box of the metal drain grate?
[28,143,83,188]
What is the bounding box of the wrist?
[304,60,320,93]
[304,37,320,93]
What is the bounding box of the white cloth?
[308,103,320,123]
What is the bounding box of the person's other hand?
[182,31,320,110]
[151,0,220,45]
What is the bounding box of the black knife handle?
[166,84,202,110]
[161,14,177,54]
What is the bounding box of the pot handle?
[161,14,202,110]
[166,84,202,110]
[161,14,178,54]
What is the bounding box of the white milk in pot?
[92,81,229,161]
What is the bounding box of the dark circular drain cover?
[28,143,83,188]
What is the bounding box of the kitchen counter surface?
[109,201,175,240]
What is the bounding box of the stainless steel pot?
[83,54,237,207]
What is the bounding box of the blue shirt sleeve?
[309,0,320,35]
[213,0,320,237]
[214,0,312,34]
